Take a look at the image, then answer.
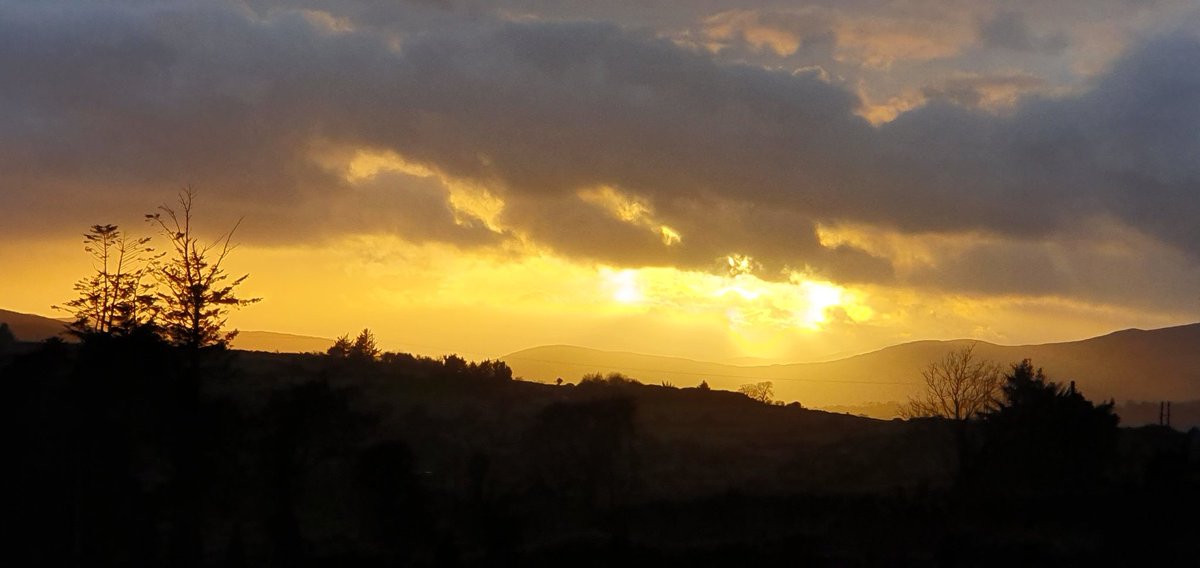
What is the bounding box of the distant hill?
[7,305,1197,418]
[230,331,334,353]
[504,324,1200,410]
[0,308,70,341]
[0,308,333,353]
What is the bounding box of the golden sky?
[3,1,1200,363]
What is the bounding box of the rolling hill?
[230,330,335,353]
[0,308,70,341]
[0,308,333,353]
[6,306,1197,417]
[503,324,1200,409]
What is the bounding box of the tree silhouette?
[902,343,1001,421]
[56,224,159,338]
[350,328,379,361]
[738,381,775,403]
[901,344,1002,482]
[327,333,353,358]
[977,359,1119,492]
[146,188,259,349]
[473,359,513,381]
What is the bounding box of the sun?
[798,280,844,330]
[597,256,872,340]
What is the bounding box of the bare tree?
[902,343,1001,421]
[738,381,775,404]
[57,224,159,337]
[146,188,260,349]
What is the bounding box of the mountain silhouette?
[504,324,1200,409]
[0,308,71,341]
[6,306,1196,413]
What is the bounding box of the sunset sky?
[4,0,1200,363]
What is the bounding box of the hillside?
[0,308,333,353]
[0,308,69,341]
[504,324,1200,409]
[229,330,334,353]
[7,305,1197,413]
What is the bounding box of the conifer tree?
[57,224,159,337]
[146,188,259,349]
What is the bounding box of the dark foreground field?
[3,336,1198,566]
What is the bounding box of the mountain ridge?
[6,307,1197,409]
[503,323,1200,408]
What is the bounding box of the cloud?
[921,72,1046,109]
[978,11,1068,54]
[3,1,1200,314]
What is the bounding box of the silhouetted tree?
[474,359,513,381]
[976,359,1119,492]
[738,381,775,403]
[697,380,710,391]
[902,343,1001,421]
[349,328,379,361]
[902,344,1002,482]
[57,224,159,337]
[443,354,469,376]
[327,333,352,358]
[146,188,259,349]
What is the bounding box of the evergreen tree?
[57,224,159,338]
[146,188,259,349]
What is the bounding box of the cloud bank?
[3,0,1200,315]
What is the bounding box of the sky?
[3,0,1200,364]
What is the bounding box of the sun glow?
[798,279,844,329]
[597,256,871,338]
[603,268,644,304]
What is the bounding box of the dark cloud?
[921,72,1045,107]
[978,11,1067,53]
[2,1,1200,308]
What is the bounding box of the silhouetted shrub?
[579,372,641,387]
[975,360,1119,493]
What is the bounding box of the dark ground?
[3,337,1197,566]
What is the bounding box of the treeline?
[323,329,514,382]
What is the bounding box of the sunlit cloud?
[579,186,682,247]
